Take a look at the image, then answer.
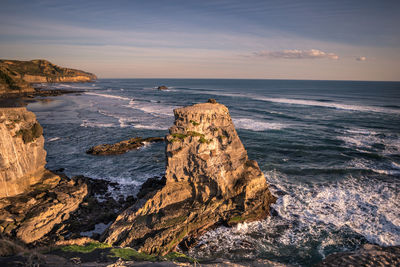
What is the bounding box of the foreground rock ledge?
[104,101,277,254]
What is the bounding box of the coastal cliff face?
[0,107,46,198]
[0,107,88,243]
[0,59,96,96]
[105,101,276,254]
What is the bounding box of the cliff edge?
[104,100,276,254]
[0,107,47,197]
[0,107,87,243]
[0,59,96,96]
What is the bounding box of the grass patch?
[109,248,157,261]
[228,216,244,224]
[171,133,188,139]
[61,242,111,253]
[187,131,204,137]
[189,120,200,126]
[199,136,211,144]
[163,251,198,263]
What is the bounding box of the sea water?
[27,79,400,266]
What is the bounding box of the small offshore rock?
[157,85,168,90]
[86,137,164,155]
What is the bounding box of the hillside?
[0,59,96,96]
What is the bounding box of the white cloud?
[356,56,367,61]
[254,49,339,60]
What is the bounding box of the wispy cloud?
[254,49,339,60]
[356,56,366,61]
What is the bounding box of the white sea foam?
[85,92,132,101]
[232,118,287,131]
[190,170,400,262]
[127,101,177,117]
[185,89,400,114]
[253,96,400,114]
[47,137,61,142]
[338,128,400,155]
[80,120,115,128]
[133,124,169,130]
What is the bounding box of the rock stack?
[104,101,276,254]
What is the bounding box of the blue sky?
[1,0,399,80]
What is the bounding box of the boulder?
[104,101,276,254]
[157,86,168,90]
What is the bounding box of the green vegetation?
[228,215,245,224]
[187,131,203,137]
[109,248,157,261]
[61,242,111,253]
[171,133,188,139]
[16,123,43,143]
[0,69,19,89]
[199,136,211,144]
[163,251,198,263]
[189,120,200,126]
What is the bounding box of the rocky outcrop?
[0,59,96,96]
[0,107,89,244]
[87,137,164,155]
[158,85,168,90]
[0,107,47,198]
[104,101,276,254]
[0,172,87,244]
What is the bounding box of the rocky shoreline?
[0,97,399,266]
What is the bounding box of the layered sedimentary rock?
[105,101,276,254]
[0,107,47,198]
[0,107,88,243]
[0,59,96,96]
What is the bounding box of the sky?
[0,0,399,80]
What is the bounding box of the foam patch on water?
[133,124,169,130]
[127,100,177,117]
[85,92,132,101]
[232,118,287,131]
[189,170,400,264]
[253,96,400,114]
[80,120,115,128]
[338,128,400,155]
[182,89,400,115]
[47,137,61,142]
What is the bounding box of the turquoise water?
[28,79,400,266]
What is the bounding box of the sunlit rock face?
[0,107,46,198]
[105,101,276,255]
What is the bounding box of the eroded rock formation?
[104,101,276,254]
[0,59,96,96]
[0,107,47,198]
[0,107,88,244]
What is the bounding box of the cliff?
[0,59,96,96]
[0,107,87,243]
[0,107,47,197]
[104,100,276,254]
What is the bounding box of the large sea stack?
[104,100,276,254]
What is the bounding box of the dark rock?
[86,137,165,155]
[157,85,168,90]
[207,98,217,104]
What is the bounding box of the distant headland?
[0,59,96,97]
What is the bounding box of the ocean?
[28,79,400,266]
